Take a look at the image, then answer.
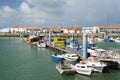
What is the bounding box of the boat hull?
[64,54,78,61]
[37,43,46,48]
[64,57,78,61]
[75,68,93,76]
[104,39,113,42]
[93,66,104,73]
[74,64,93,76]
[56,64,76,74]
[51,55,64,61]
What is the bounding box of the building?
[48,26,63,33]
[82,27,94,33]
[0,26,41,35]
[0,28,10,33]
[94,25,120,34]
[62,27,82,34]
[48,26,82,34]
[11,26,41,33]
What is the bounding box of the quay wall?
[1,32,119,38]
[0,32,20,37]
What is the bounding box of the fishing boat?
[87,41,106,57]
[26,35,39,44]
[74,56,106,75]
[74,61,93,76]
[20,34,29,41]
[87,42,97,49]
[87,48,106,57]
[52,37,68,47]
[51,54,64,61]
[96,37,104,42]
[64,53,79,61]
[37,40,46,48]
[114,38,120,43]
[104,31,114,42]
[104,38,114,42]
[56,62,76,75]
[66,39,80,51]
[87,56,107,73]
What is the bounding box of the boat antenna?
[105,12,109,39]
[105,12,109,50]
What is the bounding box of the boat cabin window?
[63,39,66,41]
[67,43,70,45]
[72,55,77,57]
[77,65,85,68]
[81,66,85,68]
[58,39,62,41]
[77,65,80,68]
[87,66,92,68]
[67,55,70,57]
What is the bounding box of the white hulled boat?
[37,40,46,48]
[64,53,79,61]
[74,56,106,75]
[74,61,93,76]
[26,35,39,44]
[87,56,106,73]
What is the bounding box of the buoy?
[80,61,86,64]
[91,55,97,58]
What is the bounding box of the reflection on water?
[36,47,46,52]
[75,74,91,80]
[0,37,120,80]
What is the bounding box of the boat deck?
[56,64,76,75]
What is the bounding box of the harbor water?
[0,37,120,80]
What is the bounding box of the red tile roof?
[95,25,120,28]
[48,26,62,30]
[11,26,40,30]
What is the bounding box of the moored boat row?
[51,47,107,76]
[21,33,120,76]
[51,53,79,62]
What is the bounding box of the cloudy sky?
[0,0,120,28]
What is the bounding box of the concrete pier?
[0,32,20,37]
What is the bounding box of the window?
[81,66,85,68]
[58,39,62,41]
[63,39,66,41]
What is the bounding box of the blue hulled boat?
[104,38,114,42]
[51,55,64,61]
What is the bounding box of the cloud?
[64,0,120,26]
[0,0,120,27]
[0,0,67,27]
[18,1,46,24]
[0,6,17,26]
[20,2,31,13]
[24,0,67,26]
[2,6,14,12]
[25,0,65,15]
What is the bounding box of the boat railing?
[97,50,120,60]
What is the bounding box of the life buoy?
[91,55,97,58]
[80,61,86,64]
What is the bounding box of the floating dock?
[47,44,83,59]
[48,43,120,68]
[56,63,76,75]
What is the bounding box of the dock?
[47,43,120,68]
[47,44,71,53]
[0,32,20,37]
[47,44,83,59]
[96,50,120,68]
